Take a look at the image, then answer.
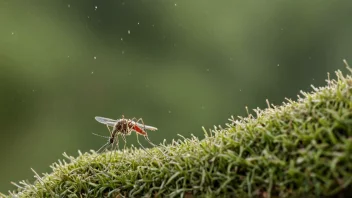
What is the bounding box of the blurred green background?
[1,0,352,193]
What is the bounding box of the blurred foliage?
[0,0,352,193]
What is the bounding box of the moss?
[5,63,352,198]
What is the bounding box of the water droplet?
[128,30,130,34]
[94,6,98,10]
[68,4,70,8]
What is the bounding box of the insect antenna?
[92,133,110,139]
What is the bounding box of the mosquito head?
[109,137,115,144]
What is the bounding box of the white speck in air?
[122,50,125,54]
[152,24,155,27]
[168,110,172,113]
[137,22,140,25]
[68,4,70,8]
[206,68,210,72]
[239,89,242,92]
[11,32,14,35]
[94,56,97,60]
[277,64,280,67]
[230,57,233,61]
[128,30,130,34]
[67,56,70,58]
[175,3,177,6]
[87,16,90,19]
[121,37,123,41]
[201,106,205,110]
[32,90,35,92]
[94,6,98,10]
[91,71,94,74]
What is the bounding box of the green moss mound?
[5,67,352,198]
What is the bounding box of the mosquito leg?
[121,134,127,151]
[133,119,156,157]
[127,118,156,157]
[135,132,147,150]
[139,118,146,131]
[115,133,119,150]
[134,118,166,157]
[131,118,147,149]
[137,118,156,147]
[136,118,156,147]
[132,117,146,131]
[130,117,156,152]
[112,134,120,161]
[130,117,139,131]
[106,125,113,137]
[144,135,157,147]
[105,124,114,156]
[135,117,147,135]
[109,137,115,163]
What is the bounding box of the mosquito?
[93,115,157,154]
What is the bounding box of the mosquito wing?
[95,116,119,127]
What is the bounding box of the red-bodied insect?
[93,115,157,153]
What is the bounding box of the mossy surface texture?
[6,69,352,198]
